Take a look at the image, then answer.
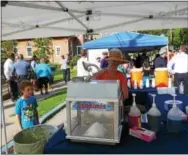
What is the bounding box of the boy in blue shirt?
[15,80,39,130]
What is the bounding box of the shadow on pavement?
[3,103,15,110]
[1,122,14,128]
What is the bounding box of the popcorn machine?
[65,80,124,145]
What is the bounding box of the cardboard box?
[129,127,156,142]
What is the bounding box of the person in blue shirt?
[15,80,39,130]
[100,52,109,69]
[13,54,31,96]
[13,54,31,79]
[34,58,52,95]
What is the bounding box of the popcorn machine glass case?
[66,80,124,145]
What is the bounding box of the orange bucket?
[130,68,143,87]
[155,68,168,87]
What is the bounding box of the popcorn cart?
[66,80,124,145]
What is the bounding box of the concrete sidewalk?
[1,81,67,147]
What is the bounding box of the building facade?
[15,36,82,64]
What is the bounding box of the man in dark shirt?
[154,47,167,68]
[100,52,109,69]
[13,54,31,94]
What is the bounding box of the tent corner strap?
[86,10,92,16]
[87,29,94,34]
[1,1,8,7]
[149,15,154,19]
[63,7,69,12]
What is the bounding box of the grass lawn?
[9,88,67,118]
[54,67,77,82]
[38,88,67,117]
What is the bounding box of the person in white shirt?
[167,45,188,89]
[77,50,90,77]
[30,55,38,90]
[61,55,69,84]
[66,54,71,82]
[31,55,37,70]
[3,53,18,101]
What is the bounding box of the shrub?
[70,55,79,69]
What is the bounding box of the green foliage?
[49,63,59,69]
[138,29,168,36]
[38,89,67,117]
[172,28,188,49]
[53,68,63,82]
[70,55,79,68]
[1,40,17,61]
[33,38,54,59]
[53,67,77,82]
[138,28,188,49]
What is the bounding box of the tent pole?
[55,1,89,31]
[95,18,145,32]
[8,1,85,14]
[3,14,85,37]
[1,98,8,154]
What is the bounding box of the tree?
[138,28,188,49]
[1,40,17,61]
[33,38,54,61]
[171,28,188,49]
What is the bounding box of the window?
[55,46,61,56]
[26,46,32,57]
[76,46,82,55]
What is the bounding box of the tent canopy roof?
[2,1,188,40]
[83,31,168,51]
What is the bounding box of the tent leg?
[1,98,8,154]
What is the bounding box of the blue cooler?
[164,100,183,112]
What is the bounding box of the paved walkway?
[1,81,67,147]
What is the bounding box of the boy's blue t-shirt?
[34,63,52,79]
[14,96,38,129]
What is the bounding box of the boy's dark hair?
[20,80,33,90]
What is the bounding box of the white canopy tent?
[2,1,188,40]
[1,1,188,154]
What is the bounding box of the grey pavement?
[1,81,67,147]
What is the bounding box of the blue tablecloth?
[128,88,157,93]
[44,123,188,154]
[44,89,188,154]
